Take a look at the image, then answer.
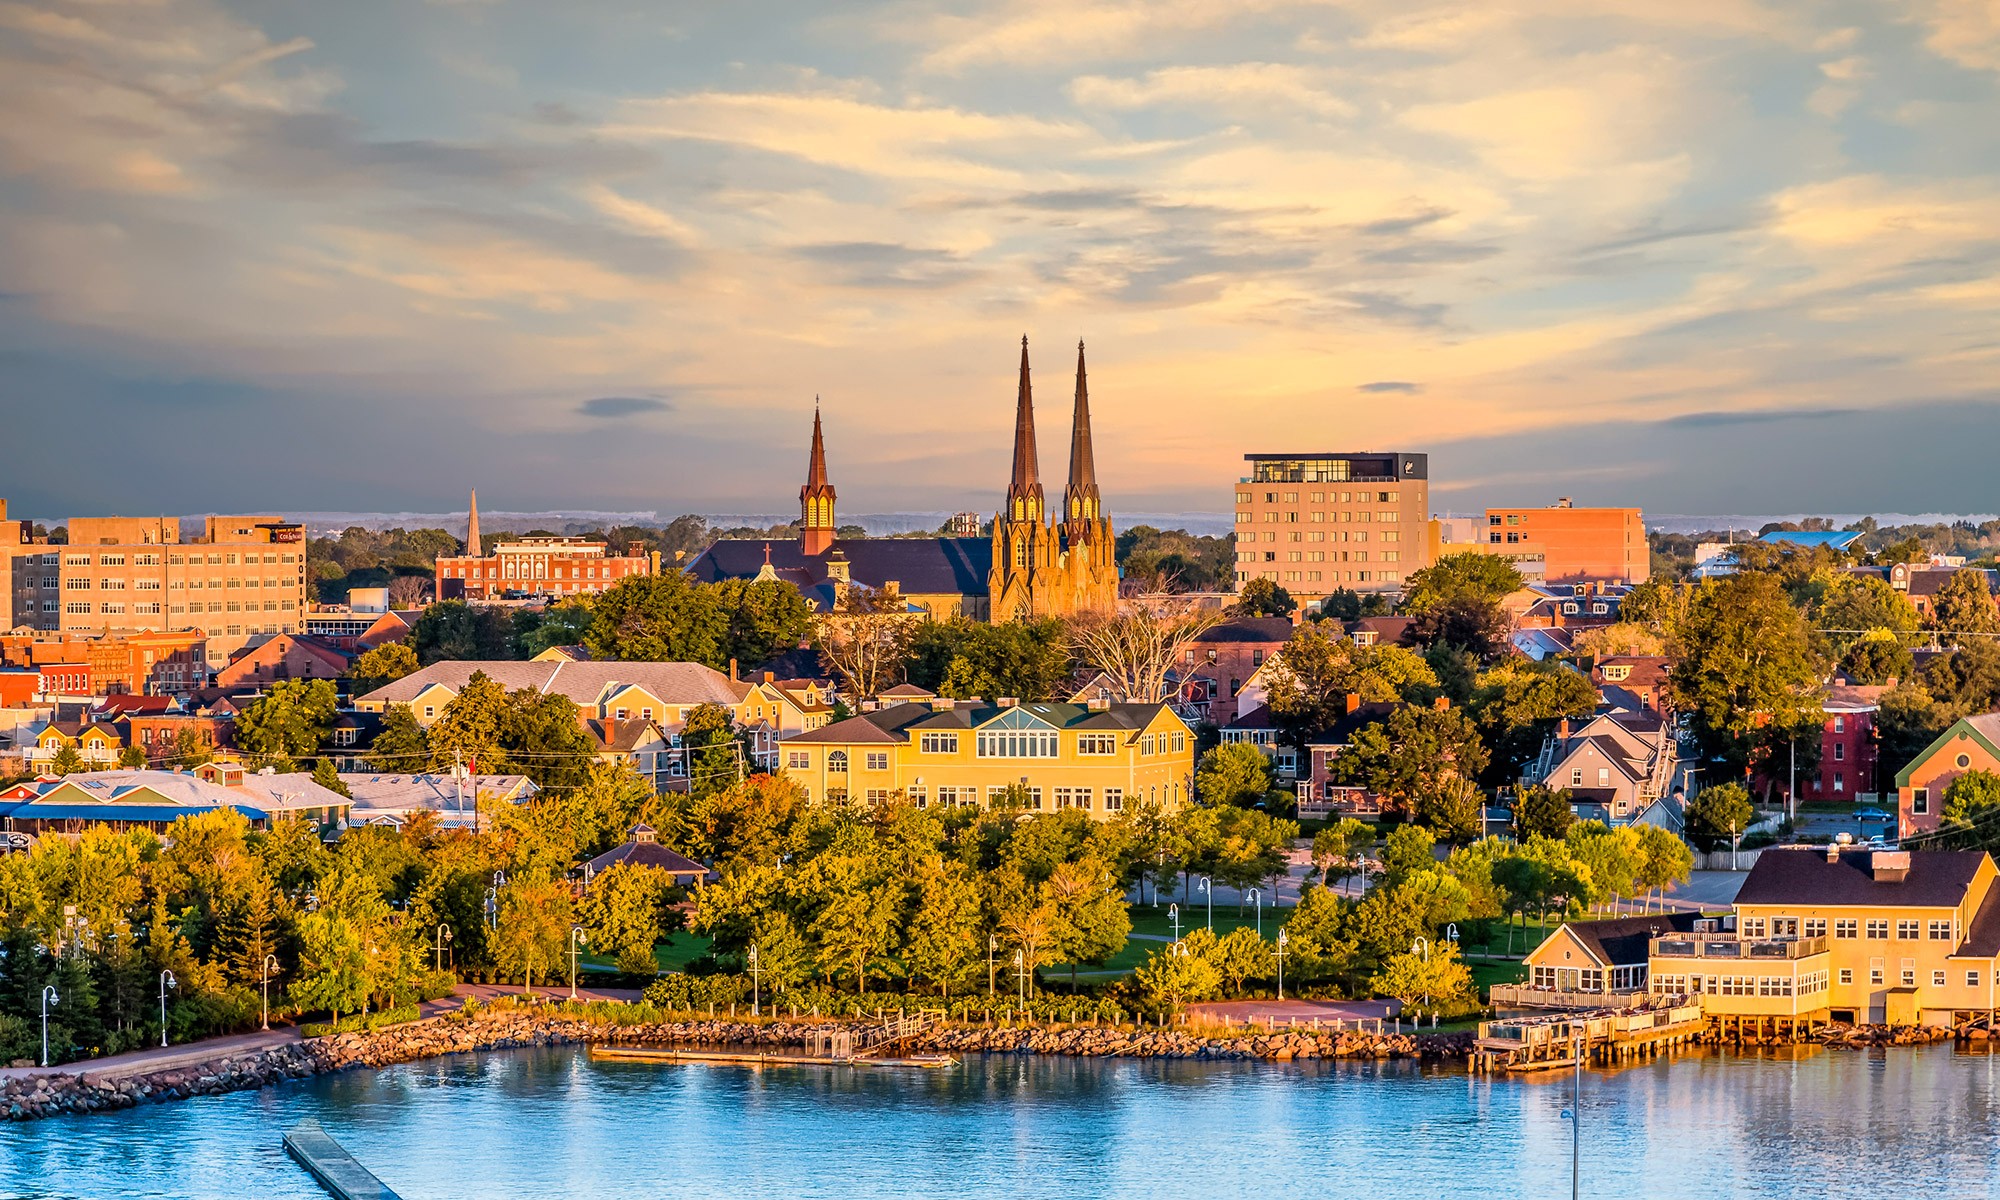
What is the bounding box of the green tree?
[578,863,678,975]
[49,744,84,776]
[1043,857,1130,987]
[1333,704,1489,841]
[233,679,341,763]
[1841,630,1915,686]
[1194,742,1274,808]
[426,672,510,774]
[585,573,729,668]
[501,687,597,791]
[1411,596,1512,662]
[1468,662,1599,783]
[1877,682,1954,782]
[1684,783,1756,854]
[1512,785,1575,842]
[715,578,815,669]
[291,910,368,1022]
[811,872,903,994]
[1133,935,1222,1010]
[1940,770,2000,850]
[1209,926,1275,997]
[167,724,215,769]
[1616,579,1692,651]
[1922,641,2000,715]
[1670,574,1825,772]
[1262,624,1439,748]
[366,705,430,772]
[1370,941,1476,1017]
[311,758,352,798]
[411,600,518,664]
[117,745,148,769]
[1310,818,1374,888]
[1232,577,1296,618]
[903,855,985,997]
[494,876,575,993]
[1930,569,2000,634]
[1401,553,1524,614]
[681,702,745,800]
[350,642,419,693]
[1632,824,1694,910]
[516,600,595,660]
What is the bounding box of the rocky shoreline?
[1,1005,1472,1123]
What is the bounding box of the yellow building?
[1495,912,1701,1011]
[1650,847,2000,1028]
[779,698,1194,816]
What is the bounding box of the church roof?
[685,537,993,598]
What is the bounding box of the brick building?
[1480,500,1648,584]
[1233,452,1430,603]
[213,633,353,689]
[435,536,654,602]
[0,629,207,696]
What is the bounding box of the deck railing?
[1489,985,1651,1010]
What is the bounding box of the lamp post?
[1014,949,1026,1006]
[1196,876,1212,931]
[1248,887,1263,938]
[1412,937,1431,1017]
[159,969,177,1048]
[261,954,279,1032]
[749,944,761,1017]
[1168,903,1181,944]
[484,887,499,931]
[988,934,999,997]
[40,985,57,1067]
[569,926,587,1000]
[1276,929,1288,1001]
[435,923,453,973]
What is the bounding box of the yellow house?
[1649,846,2000,1028]
[778,698,1195,816]
[30,720,125,768]
[1495,912,1701,1010]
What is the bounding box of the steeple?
[1064,340,1100,527]
[1005,336,1043,522]
[464,489,482,557]
[800,399,837,557]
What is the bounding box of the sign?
[264,523,306,544]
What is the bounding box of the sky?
[2,0,1998,522]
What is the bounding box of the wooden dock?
[1471,1002,1705,1073]
[284,1120,403,1200]
[588,1046,958,1070]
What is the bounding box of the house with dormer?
[1528,710,1677,823]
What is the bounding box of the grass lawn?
[1047,902,1294,980]
[1469,959,1527,991]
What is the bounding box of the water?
[5,1046,2000,1199]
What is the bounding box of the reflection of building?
[1233,452,1429,603]
[781,698,1194,817]
[434,493,655,602]
[1479,500,1648,585]
[688,339,1120,622]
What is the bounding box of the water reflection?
[3,1045,1998,1199]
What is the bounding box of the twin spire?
[1006,336,1097,529]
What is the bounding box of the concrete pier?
[284,1120,403,1200]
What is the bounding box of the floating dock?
[588,1046,958,1070]
[1471,1003,1705,1073]
[284,1119,403,1200]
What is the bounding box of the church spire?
[801,399,837,557]
[464,489,482,557]
[1005,336,1044,522]
[1064,340,1100,526]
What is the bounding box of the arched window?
[828,750,849,773]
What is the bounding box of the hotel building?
[1233,452,1430,603]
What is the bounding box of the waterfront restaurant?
[1495,912,1700,1010]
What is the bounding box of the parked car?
[1853,807,1891,822]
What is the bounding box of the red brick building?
[213,634,352,689]
[1174,617,1294,719]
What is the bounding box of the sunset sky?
[3,0,1998,520]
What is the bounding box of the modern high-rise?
[1233,453,1430,602]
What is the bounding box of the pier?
[1470,1001,1705,1073]
[284,1120,403,1200]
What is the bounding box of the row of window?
[808,785,1135,812]
[1240,488,1398,503]
[1243,551,1402,564]
[58,552,295,566]
[62,576,295,590]
[1246,570,1399,585]
[1239,530,1401,544]
[1651,972,1829,997]
[1742,916,1956,942]
[1239,510,1401,525]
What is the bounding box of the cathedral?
[683,337,1119,623]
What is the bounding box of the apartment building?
[780,698,1196,817]
[1480,500,1649,584]
[1233,452,1430,604]
[20,514,307,668]
[0,628,209,696]
[435,536,655,602]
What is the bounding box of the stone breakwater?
[1,1007,1472,1122]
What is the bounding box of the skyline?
[3,0,1998,516]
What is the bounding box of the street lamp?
[1412,938,1431,1017]
[40,985,57,1067]
[988,933,999,997]
[1196,876,1212,931]
[1248,887,1263,937]
[749,944,761,1017]
[1276,929,1289,1001]
[159,970,177,1048]
[261,954,280,1031]
[484,887,499,931]
[1168,903,1181,944]
[1014,949,1026,1006]
[435,923,453,973]
[569,926,587,1000]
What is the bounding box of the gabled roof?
[584,839,709,877]
[1895,713,2000,787]
[338,772,537,815]
[684,537,993,599]
[1195,618,1295,644]
[358,660,751,709]
[1560,912,1700,968]
[584,718,668,753]
[1736,848,1988,908]
[786,699,1178,744]
[1822,683,1888,713]
[17,769,350,817]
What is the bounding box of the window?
[787,751,809,769]
[865,789,890,804]
[1869,960,1884,985]
[1970,971,1982,988]
[1742,918,1766,938]
[1934,970,1948,988]
[827,750,849,772]
[334,727,357,747]
[423,706,436,719]
[865,752,889,771]
[1928,920,1953,940]
[1078,734,1117,755]
[1958,754,1972,769]
[1902,963,1916,987]
[1597,767,1610,786]
[1838,968,1853,985]
[1865,919,1888,939]
[1833,743,1844,762]
[1834,715,1846,733]
[919,732,959,754]
[1140,734,1155,755]
[1103,787,1123,812]
[615,708,628,720]
[1570,767,1583,786]
[1897,920,1920,940]
[977,729,1057,758]
[909,787,928,808]
[1913,787,1929,815]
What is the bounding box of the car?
[1853,807,1891,822]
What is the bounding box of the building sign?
[265,524,306,544]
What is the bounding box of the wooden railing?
[1489,985,1652,1011]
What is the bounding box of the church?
[683,338,1119,622]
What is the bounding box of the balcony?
[1489,985,1652,1011]
[1651,935,1828,960]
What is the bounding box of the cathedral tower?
[800,401,837,557]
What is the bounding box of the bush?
[302,1004,422,1038]
[642,973,750,1011]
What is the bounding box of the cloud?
[1070,63,1355,118]
[1659,407,1858,428]
[1913,0,2000,71]
[1358,380,1422,393]
[577,396,671,418]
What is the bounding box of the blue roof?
[8,802,267,824]
[1758,530,1861,550]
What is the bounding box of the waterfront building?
[1895,713,2000,839]
[1232,452,1429,605]
[685,339,1119,622]
[778,698,1194,817]
[1493,912,1701,1009]
[0,762,350,834]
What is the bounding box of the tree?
[501,687,597,791]
[49,744,84,776]
[1670,574,1824,772]
[311,758,352,798]
[1232,577,1296,618]
[1617,580,1692,651]
[811,871,902,994]
[1194,742,1274,808]
[516,600,594,660]
[585,574,728,667]
[366,706,430,772]
[1370,941,1475,1017]
[412,600,518,664]
[233,679,341,763]
[1570,624,1668,659]
[813,584,916,700]
[494,876,574,993]
[1877,682,1954,782]
[166,724,215,769]
[1133,935,1222,1010]
[117,745,147,769]
[681,703,744,801]
[1262,623,1438,749]
[1684,783,1755,854]
[1841,630,1914,686]
[1513,785,1575,842]
[1411,596,1513,662]
[1468,662,1599,784]
[1043,857,1130,987]
[1632,824,1694,911]
[578,863,678,975]
[426,671,510,774]
[1310,818,1374,889]
[291,910,369,1022]
[1930,569,2000,635]
[1069,600,1223,703]
[1209,926,1275,996]
[1813,575,1921,648]
[1940,770,2000,850]
[1333,704,1489,840]
[902,855,985,997]
[1921,641,2000,715]
[350,642,419,693]
[1401,553,1524,615]
[715,578,815,668]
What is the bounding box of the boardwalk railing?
[1489,985,1651,1011]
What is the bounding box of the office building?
[1233,452,1429,603]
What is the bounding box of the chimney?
[1870,850,1911,883]
[728,658,738,681]
[998,696,1018,708]
[1346,692,1361,714]
[1558,717,1570,740]
[763,671,775,684]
